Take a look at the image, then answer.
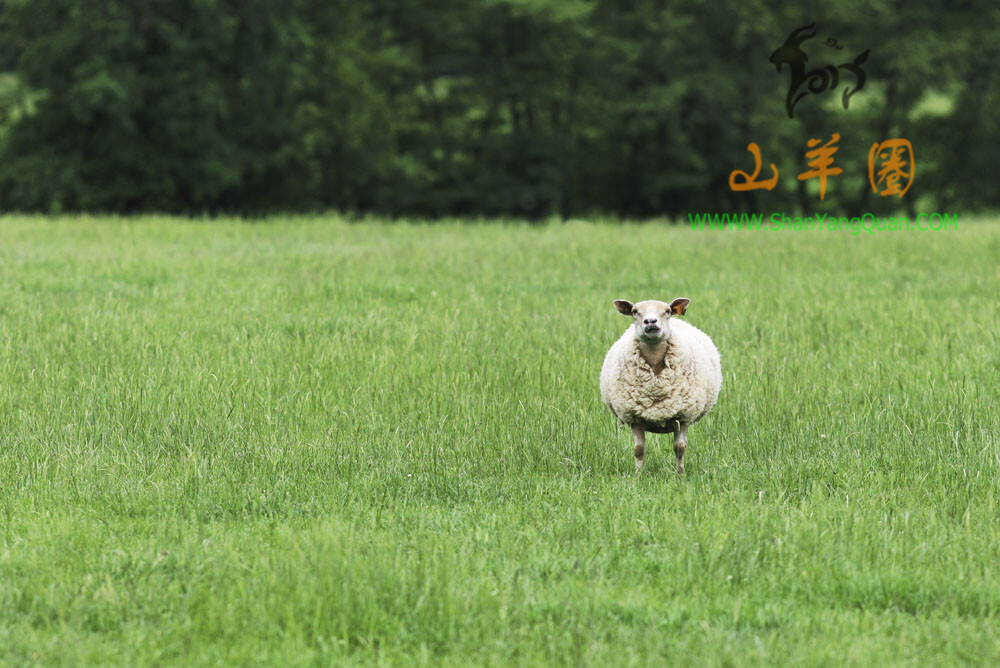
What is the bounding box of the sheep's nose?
[643,317,658,325]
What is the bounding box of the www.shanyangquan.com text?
[688,212,958,234]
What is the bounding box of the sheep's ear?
[613,299,634,315]
[669,298,690,316]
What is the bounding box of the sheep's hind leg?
[631,425,646,474]
[673,424,689,476]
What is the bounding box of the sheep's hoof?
[634,461,644,475]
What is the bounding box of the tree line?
[0,0,995,217]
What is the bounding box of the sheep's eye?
[631,309,637,316]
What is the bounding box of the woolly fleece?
[600,318,722,433]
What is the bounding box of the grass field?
[0,216,998,666]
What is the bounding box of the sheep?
[600,297,722,474]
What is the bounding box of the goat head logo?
[770,23,870,119]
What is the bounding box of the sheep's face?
[613,298,690,343]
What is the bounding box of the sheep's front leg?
[631,424,646,473]
[673,424,688,476]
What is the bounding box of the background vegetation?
[0,1,996,217]
[0,216,998,665]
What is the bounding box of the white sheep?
[600,297,722,474]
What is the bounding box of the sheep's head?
[614,298,690,343]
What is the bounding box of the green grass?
[0,215,998,666]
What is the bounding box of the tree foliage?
[0,0,994,216]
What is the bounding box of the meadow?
[0,216,998,666]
